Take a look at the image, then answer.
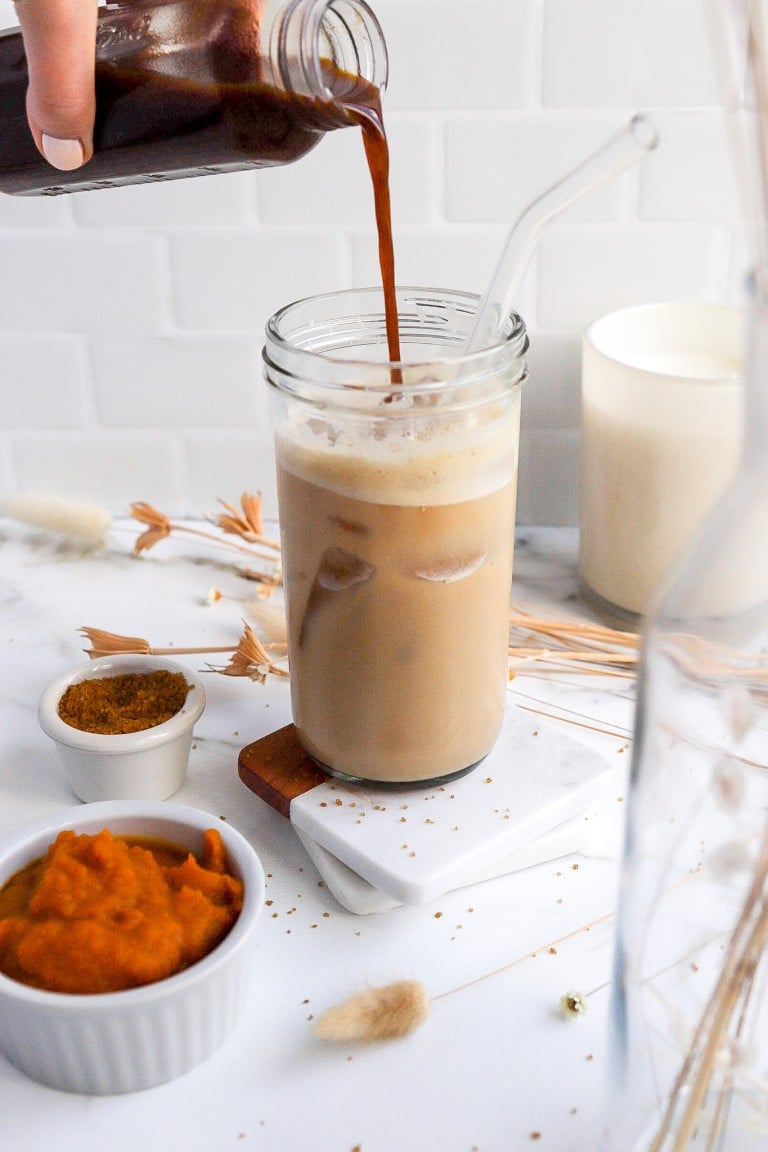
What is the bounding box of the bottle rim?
[275,0,388,116]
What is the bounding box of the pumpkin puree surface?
[0,827,243,994]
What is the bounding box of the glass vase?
[601,301,768,1151]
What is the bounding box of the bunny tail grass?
[314,980,430,1043]
[1,494,111,545]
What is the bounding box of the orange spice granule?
[58,669,190,734]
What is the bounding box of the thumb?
[14,0,99,170]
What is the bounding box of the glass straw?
[465,113,659,353]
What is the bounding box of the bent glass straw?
[465,113,659,353]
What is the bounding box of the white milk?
[579,304,745,624]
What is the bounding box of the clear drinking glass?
[601,301,768,1151]
[579,302,745,629]
[263,286,528,787]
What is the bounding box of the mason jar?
[263,286,528,787]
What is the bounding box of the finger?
[14,0,99,170]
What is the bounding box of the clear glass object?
[0,0,388,196]
[263,286,528,787]
[602,300,768,1151]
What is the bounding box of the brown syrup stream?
[353,103,401,369]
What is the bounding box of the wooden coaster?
[238,724,329,819]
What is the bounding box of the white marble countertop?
[0,517,638,1152]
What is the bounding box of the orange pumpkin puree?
[0,827,243,994]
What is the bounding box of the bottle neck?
[262,0,388,125]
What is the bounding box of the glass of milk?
[579,302,746,628]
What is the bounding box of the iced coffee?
[264,287,527,786]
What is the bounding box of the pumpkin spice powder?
[58,669,190,735]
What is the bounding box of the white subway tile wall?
[0,0,749,524]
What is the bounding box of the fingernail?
[41,134,85,172]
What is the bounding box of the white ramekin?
[0,801,265,1094]
[38,654,206,802]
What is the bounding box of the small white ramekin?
[38,654,206,802]
[0,801,265,1094]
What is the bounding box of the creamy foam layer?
[275,404,520,506]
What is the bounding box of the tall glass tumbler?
[263,287,527,787]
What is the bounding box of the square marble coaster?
[288,708,612,905]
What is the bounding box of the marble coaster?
[287,708,611,906]
[294,805,605,914]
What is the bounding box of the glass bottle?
[0,0,388,196]
[601,297,768,1150]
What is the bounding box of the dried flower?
[216,620,288,684]
[79,622,287,681]
[216,493,266,541]
[129,495,281,578]
[80,627,153,657]
[559,990,588,1020]
[314,980,429,1043]
[130,502,171,554]
[1,493,111,546]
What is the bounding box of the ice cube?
[412,552,486,583]
[317,547,375,591]
[299,547,375,645]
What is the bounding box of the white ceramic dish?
[38,654,206,802]
[0,801,265,1094]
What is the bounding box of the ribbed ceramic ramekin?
[0,801,265,1094]
[38,654,206,802]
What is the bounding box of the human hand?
[14,0,99,171]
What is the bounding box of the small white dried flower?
[206,587,223,605]
[559,990,588,1020]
